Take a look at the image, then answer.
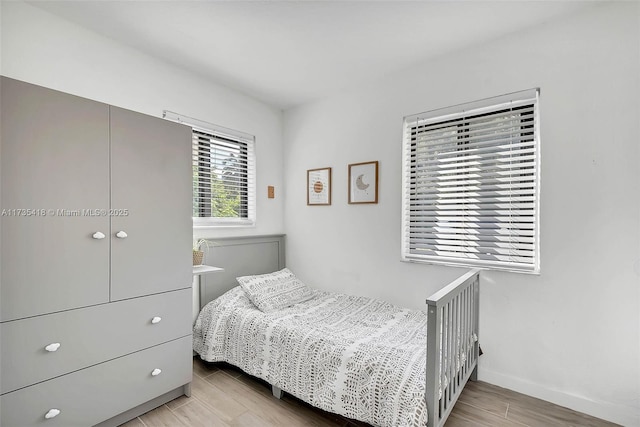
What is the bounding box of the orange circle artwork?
[313,181,324,193]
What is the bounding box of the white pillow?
[236,268,314,312]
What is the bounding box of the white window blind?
[163,111,256,226]
[401,89,540,273]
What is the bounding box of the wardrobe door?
[109,107,192,301]
[0,77,110,321]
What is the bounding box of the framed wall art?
[307,167,332,205]
[349,161,378,204]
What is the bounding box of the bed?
[193,251,479,427]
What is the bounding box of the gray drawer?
[1,289,191,394]
[0,336,191,427]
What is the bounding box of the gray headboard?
[199,234,285,309]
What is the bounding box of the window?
[401,89,540,273]
[164,111,256,227]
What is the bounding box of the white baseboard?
[478,368,639,427]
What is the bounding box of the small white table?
[193,265,224,275]
[192,265,224,323]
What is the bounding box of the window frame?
[401,89,540,274]
[163,111,256,228]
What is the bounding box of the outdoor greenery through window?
[163,110,256,226]
[401,89,540,273]
[193,128,253,219]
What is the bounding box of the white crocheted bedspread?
[193,286,428,427]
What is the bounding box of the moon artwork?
[349,161,378,204]
[354,173,372,199]
[355,174,370,191]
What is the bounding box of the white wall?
[284,3,640,425]
[0,1,285,241]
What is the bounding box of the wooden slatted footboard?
[426,269,480,427]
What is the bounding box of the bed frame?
[426,268,480,427]
[197,235,286,312]
[198,235,480,427]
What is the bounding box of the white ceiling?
[29,1,594,110]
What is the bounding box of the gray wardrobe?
[0,77,193,426]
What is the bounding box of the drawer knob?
[151,316,162,324]
[92,231,106,240]
[116,230,128,239]
[45,408,61,419]
[45,343,61,352]
[151,368,162,376]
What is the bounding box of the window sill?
[193,218,256,229]
[401,256,540,275]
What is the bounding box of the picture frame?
[307,167,332,205]
[348,161,378,204]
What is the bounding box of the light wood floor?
[120,357,619,427]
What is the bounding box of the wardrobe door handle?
[151,316,162,324]
[45,343,61,352]
[92,231,106,240]
[151,368,162,376]
[45,408,61,419]
[116,231,128,239]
